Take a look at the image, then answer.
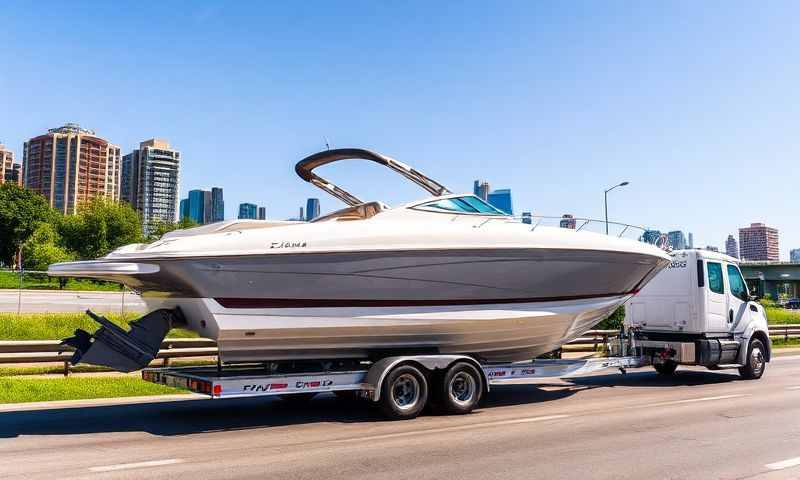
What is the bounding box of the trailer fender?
[367,355,488,402]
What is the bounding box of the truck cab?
[625,249,770,378]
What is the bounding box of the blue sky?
[1,1,798,257]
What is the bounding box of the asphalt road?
[2,356,800,479]
[0,290,145,313]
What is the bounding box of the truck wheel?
[739,339,766,380]
[654,360,678,376]
[380,364,428,420]
[436,362,483,415]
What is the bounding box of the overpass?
[741,261,800,300]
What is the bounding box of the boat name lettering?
[668,260,687,269]
[270,241,307,249]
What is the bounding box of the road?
[2,357,800,479]
[0,290,145,313]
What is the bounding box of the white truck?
[140,249,769,420]
[625,249,770,379]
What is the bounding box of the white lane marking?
[88,458,184,473]
[766,456,800,471]
[648,394,749,407]
[333,414,569,443]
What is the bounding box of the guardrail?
[0,326,797,375]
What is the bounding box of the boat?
[49,148,671,372]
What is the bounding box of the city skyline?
[3,3,800,258]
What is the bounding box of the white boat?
[49,148,671,371]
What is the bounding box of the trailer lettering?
[242,382,288,392]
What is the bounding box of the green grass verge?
[771,337,800,348]
[0,270,122,291]
[765,307,800,325]
[0,376,183,403]
[0,312,198,340]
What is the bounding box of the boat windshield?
[414,196,508,215]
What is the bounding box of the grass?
[772,337,800,348]
[0,359,217,377]
[0,312,198,340]
[0,270,122,292]
[764,307,800,325]
[0,376,183,403]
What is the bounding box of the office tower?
[121,139,181,234]
[521,212,532,225]
[688,232,694,249]
[23,123,121,213]
[559,214,576,229]
[487,189,513,215]
[739,223,779,261]
[725,235,739,259]
[299,207,304,221]
[667,231,687,250]
[306,198,320,221]
[179,198,189,221]
[202,190,212,224]
[0,144,21,185]
[791,249,800,263]
[473,180,490,201]
[186,189,206,224]
[211,187,224,222]
[258,206,266,220]
[238,203,258,220]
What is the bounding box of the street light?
[604,181,629,234]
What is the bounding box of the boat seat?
[312,201,389,223]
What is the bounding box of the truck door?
[726,264,750,332]
[705,261,728,332]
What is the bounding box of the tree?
[21,223,74,271]
[145,217,199,242]
[0,183,55,268]
[58,197,143,259]
[596,306,625,330]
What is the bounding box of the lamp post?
[604,181,629,234]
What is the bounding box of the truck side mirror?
[748,295,759,302]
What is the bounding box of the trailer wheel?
[653,360,678,376]
[380,364,428,420]
[739,338,766,380]
[436,362,483,415]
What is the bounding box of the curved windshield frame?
[412,195,508,216]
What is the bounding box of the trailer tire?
[380,364,428,420]
[739,338,766,380]
[435,362,483,415]
[653,360,678,376]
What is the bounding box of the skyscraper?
[187,189,206,224]
[739,223,779,261]
[121,139,181,235]
[0,144,21,185]
[179,198,189,221]
[23,123,121,213]
[258,206,266,220]
[791,249,800,263]
[725,235,739,259]
[559,214,576,229]
[306,198,320,221]
[211,187,224,222]
[667,231,686,250]
[202,190,212,224]
[473,180,490,201]
[688,232,694,249]
[641,230,662,245]
[487,189,513,215]
[238,203,258,219]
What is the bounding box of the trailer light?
[213,384,222,396]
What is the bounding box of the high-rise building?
[487,189,513,215]
[306,198,320,221]
[473,180,490,201]
[23,123,121,214]
[725,235,739,259]
[238,203,257,220]
[0,144,22,185]
[667,231,687,250]
[202,190,212,224]
[791,248,800,263]
[739,223,779,261]
[688,232,694,249]
[179,198,189,221]
[560,214,576,229]
[299,207,304,221]
[121,139,181,234]
[641,230,662,245]
[187,189,206,224]
[258,206,266,220]
[521,212,532,225]
[211,187,224,222]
